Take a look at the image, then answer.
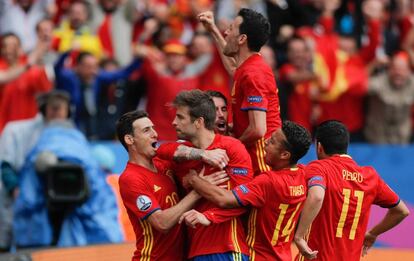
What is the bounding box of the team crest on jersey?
[136,195,152,211]
[247,96,263,103]
[239,185,249,194]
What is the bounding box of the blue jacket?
[13,125,123,246]
[54,52,142,126]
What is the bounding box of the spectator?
[137,38,211,141]
[0,90,71,252]
[54,50,142,139]
[54,0,103,58]
[364,52,414,144]
[35,18,59,66]
[279,37,318,131]
[0,33,52,132]
[0,0,55,52]
[88,0,134,65]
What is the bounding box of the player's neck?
[191,129,216,149]
[236,48,259,67]
[129,153,157,172]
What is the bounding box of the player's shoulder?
[218,135,245,149]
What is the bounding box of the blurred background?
[0,0,413,259]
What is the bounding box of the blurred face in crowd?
[212,96,228,135]
[36,19,54,42]
[76,54,98,83]
[166,53,187,74]
[339,36,357,55]
[260,45,276,70]
[190,34,212,58]
[389,55,411,88]
[287,38,310,69]
[45,99,70,122]
[1,35,21,63]
[99,0,119,13]
[69,2,88,30]
[16,0,34,11]
[223,16,243,57]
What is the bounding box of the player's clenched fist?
[198,11,216,32]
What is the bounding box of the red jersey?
[233,166,307,261]
[300,155,400,261]
[157,134,253,258]
[0,62,52,132]
[279,64,314,131]
[231,54,281,174]
[119,159,184,261]
[142,60,200,141]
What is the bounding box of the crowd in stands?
[1,0,414,252]
[1,0,414,144]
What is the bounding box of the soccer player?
[116,110,227,261]
[206,90,229,135]
[198,9,281,175]
[294,120,410,261]
[156,90,253,260]
[180,121,312,260]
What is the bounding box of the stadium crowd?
[1,0,414,143]
[0,0,412,260]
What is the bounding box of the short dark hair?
[315,120,349,155]
[116,110,149,151]
[206,90,227,106]
[237,8,270,52]
[1,32,21,46]
[76,51,94,65]
[282,121,311,164]
[38,90,71,117]
[173,90,216,130]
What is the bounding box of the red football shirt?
[231,53,281,174]
[157,134,253,258]
[279,64,314,131]
[300,155,400,261]
[0,61,52,132]
[142,60,200,141]
[119,159,184,261]
[233,166,307,261]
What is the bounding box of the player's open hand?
[294,237,318,259]
[198,11,216,32]
[362,232,377,257]
[200,169,229,187]
[201,149,229,169]
[179,209,211,228]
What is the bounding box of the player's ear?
[194,117,204,129]
[125,134,134,146]
[238,34,247,45]
[317,142,324,155]
[281,150,290,161]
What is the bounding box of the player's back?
[303,155,399,261]
[248,167,307,261]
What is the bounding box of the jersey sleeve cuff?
[308,184,326,190]
[232,190,245,207]
[141,207,161,220]
[380,198,400,209]
[240,107,267,112]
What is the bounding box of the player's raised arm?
[198,11,237,75]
